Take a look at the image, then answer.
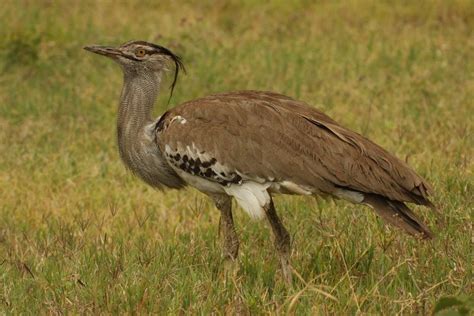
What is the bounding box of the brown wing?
[157,90,433,206]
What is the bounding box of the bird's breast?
[117,125,184,189]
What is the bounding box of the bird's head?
[84,40,185,98]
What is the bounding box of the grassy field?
[1,0,472,314]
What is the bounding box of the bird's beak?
[83,45,121,58]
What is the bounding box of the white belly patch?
[224,182,271,220]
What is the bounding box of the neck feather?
[117,70,162,140]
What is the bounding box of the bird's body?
[85,41,435,283]
[157,91,432,205]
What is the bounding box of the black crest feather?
[156,45,186,104]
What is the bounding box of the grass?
[0,0,472,314]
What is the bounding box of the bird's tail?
[363,194,433,239]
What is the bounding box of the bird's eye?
[135,49,146,57]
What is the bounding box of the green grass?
[0,0,472,314]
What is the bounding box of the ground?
[0,0,472,314]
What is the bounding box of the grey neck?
[117,69,162,144]
[114,68,184,190]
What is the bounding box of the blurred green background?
[0,0,472,314]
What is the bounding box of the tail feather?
[363,194,433,239]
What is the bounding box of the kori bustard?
[85,40,434,283]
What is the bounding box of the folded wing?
[156,91,433,207]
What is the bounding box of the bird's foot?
[279,255,293,286]
[222,257,240,282]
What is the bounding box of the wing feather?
[157,91,433,205]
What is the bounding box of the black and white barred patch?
[164,145,243,186]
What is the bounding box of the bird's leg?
[264,197,292,285]
[211,194,240,269]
